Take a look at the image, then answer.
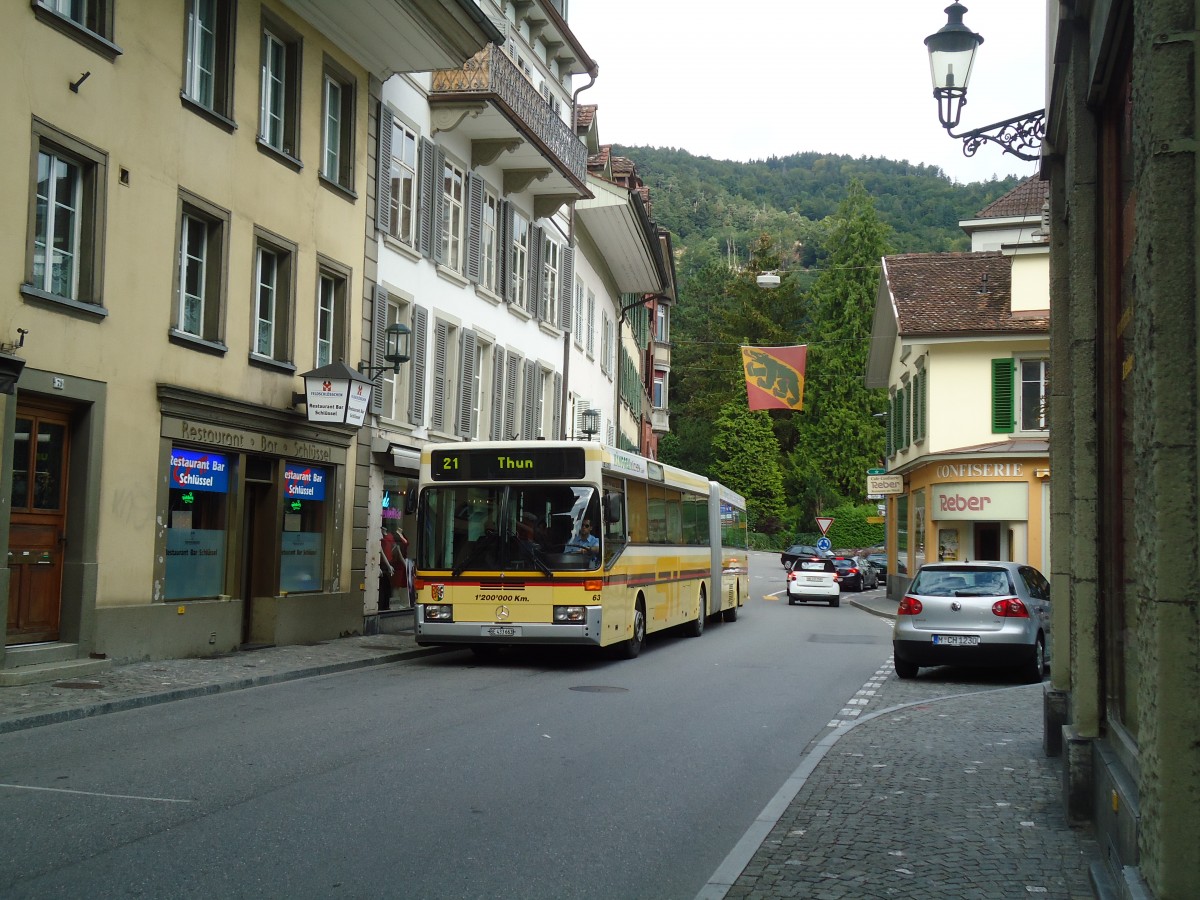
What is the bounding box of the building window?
[542,237,560,323]
[656,304,669,342]
[601,313,614,377]
[173,192,228,346]
[380,293,412,421]
[586,290,596,356]
[321,60,355,192]
[34,0,118,57]
[1018,358,1050,431]
[511,210,529,308]
[481,190,500,292]
[25,121,107,308]
[573,279,584,348]
[165,447,230,600]
[315,261,348,368]
[259,16,301,160]
[653,371,666,408]
[251,231,294,364]
[441,160,466,271]
[183,0,234,119]
[388,119,418,245]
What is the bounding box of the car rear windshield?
[910,568,1012,597]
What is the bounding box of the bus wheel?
[617,600,646,659]
[685,589,706,638]
[722,588,739,622]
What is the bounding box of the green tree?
[709,401,787,533]
[790,179,891,516]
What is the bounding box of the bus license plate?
[483,626,520,637]
[932,634,979,646]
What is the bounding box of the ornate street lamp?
[580,408,600,441]
[925,3,1045,161]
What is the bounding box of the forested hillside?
[613,145,1021,279]
[623,148,1019,545]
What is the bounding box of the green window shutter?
[991,358,1016,434]
[903,385,912,448]
[916,369,927,440]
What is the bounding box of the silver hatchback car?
[892,561,1051,682]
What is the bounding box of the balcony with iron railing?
[430,44,589,205]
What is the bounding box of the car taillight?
[898,596,923,615]
[847,567,859,575]
[992,597,1030,618]
[787,571,796,582]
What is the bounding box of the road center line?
[0,782,192,803]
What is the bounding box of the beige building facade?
[0,0,497,675]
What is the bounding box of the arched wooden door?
[7,406,70,644]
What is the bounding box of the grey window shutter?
[558,247,574,331]
[431,320,449,432]
[457,329,478,437]
[376,107,393,237]
[465,174,483,283]
[370,283,389,414]
[498,200,512,302]
[408,305,428,426]
[530,226,545,318]
[431,147,447,266]
[490,347,506,440]
[417,138,436,259]
[551,372,562,439]
[522,359,538,438]
[504,353,520,439]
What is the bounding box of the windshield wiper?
[452,533,497,577]
[516,538,553,576]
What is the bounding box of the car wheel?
[894,659,918,679]
[1022,636,1046,683]
[830,595,840,608]
[616,599,647,659]
[787,595,796,606]
[684,590,705,638]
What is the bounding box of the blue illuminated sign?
[284,463,326,501]
[170,449,229,493]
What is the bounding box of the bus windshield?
[418,483,602,574]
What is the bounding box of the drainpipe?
[562,65,599,438]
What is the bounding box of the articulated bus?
[412,441,749,658]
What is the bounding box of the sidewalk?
[0,602,1103,899]
[0,611,436,735]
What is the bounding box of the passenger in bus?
[565,519,599,563]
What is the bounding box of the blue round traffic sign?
[816,537,832,551]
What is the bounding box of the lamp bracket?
[945,107,1046,161]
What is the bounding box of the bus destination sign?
[431,447,587,481]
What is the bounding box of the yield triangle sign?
[816,517,834,536]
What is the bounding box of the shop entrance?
[975,522,1001,561]
[240,456,278,647]
[7,405,71,645]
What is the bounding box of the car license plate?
[806,576,826,583]
[932,634,979,646]
[483,626,519,637]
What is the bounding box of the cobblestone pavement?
[699,593,1101,900]
[0,601,1101,899]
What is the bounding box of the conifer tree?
[709,401,787,533]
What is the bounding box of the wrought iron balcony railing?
[431,44,587,186]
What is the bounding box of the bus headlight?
[553,605,587,623]
[424,604,453,621]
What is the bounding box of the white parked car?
[786,558,841,607]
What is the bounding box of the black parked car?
[831,555,878,592]
[781,544,831,568]
[866,553,905,584]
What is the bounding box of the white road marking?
[0,783,192,803]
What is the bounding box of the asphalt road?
[0,552,895,899]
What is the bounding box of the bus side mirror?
[604,493,623,524]
[404,489,418,516]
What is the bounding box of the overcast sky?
[567,1,1047,185]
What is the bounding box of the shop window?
[280,461,327,593]
[165,448,231,600]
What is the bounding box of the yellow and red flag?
[741,345,807,410]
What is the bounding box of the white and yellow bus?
[413,441,749,658]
